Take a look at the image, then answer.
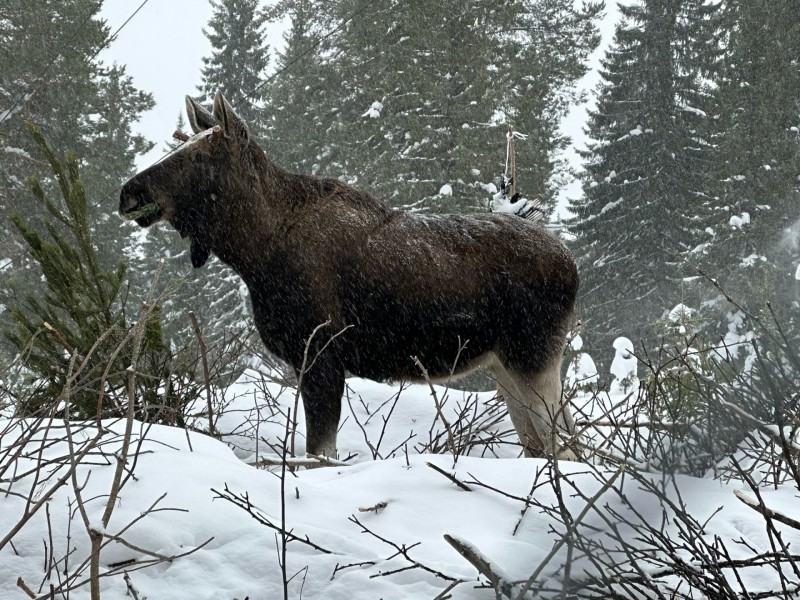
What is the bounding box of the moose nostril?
[119,192,139,214]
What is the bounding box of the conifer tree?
[198,0,271,141]
[0,0,154,356]
[263,0,337,175]
[265,0,602,214]
[6,123,199,421]
[568,0,723,363]
[164,0,273,356]
[705,0,800,325]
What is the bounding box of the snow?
[438,183,453,196]
[362,100,383,119]
[796,264,800,280]
[609,337,637,393]
[2,369,798,598]
[729,212,750,229]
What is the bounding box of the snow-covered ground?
[2,370,798,599]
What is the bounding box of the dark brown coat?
[119,92,579,459]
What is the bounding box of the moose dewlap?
[119,91,579,459]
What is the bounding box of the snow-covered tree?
[265,0,602,214]
[568,0,723,363]
[198,0,271,142]
[0,0,153,357]
[703,0,800,330]
[153,0,273,357]
[263,0,338,175]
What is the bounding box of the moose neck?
[203,145,292,281]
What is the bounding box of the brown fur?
[119,92,579,459]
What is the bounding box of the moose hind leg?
[492,364,546,457]
[493,357,576,459]
[512,356,577,459]
[299,361,344,459]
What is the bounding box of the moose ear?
[185,96,216,133]
[190,238,210,268]
[212,91,249,143]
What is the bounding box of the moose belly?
[340,290,499,382]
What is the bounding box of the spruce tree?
[265,0,602,214]
[705,0,800,326]
[159,0,273,359]
[568,0,723,364]
[263,0,338,175]
[0,0,154,356]
[198,0,271,140]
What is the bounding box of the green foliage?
[5,123,200,421]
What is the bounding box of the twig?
[212,484,333,555]
[444,534,511,596]
[513,464,625,600]
[426,462,472,492]
[189,311,215,437]
[358,501,388,513]
[412,356,457,457]
[16,577,35,599]
[349,514,458,582]
[733,490,800,531]
[123,571,141,600]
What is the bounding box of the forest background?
[1,0,798,386]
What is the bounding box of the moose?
[119,91,579,460]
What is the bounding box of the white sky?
[99,1,620,216]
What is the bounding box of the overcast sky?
[98,1,620,215]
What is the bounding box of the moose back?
[119,92,579,459]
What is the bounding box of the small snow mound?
[362,100,383,119]
[729,212,750,229]
[668,303,695,324]
[612,337,634,357]
[566,352,599,389]
[570,334,584,351]
[438,183,453,196]
[610,337,638,393]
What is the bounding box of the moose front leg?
[298,360,344,459]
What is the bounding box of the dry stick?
[60,350,105,600]
[189,311,215,437]
[123,571,141,600]
[212,484,333,555]
[16,577,35,599]
[348,514,459,582]
[290,320,353,457]
[279,408,291,600]
[102,259,164,509]
[0,426,103,552]
[734,491,800,531]
[412,356,458,457]
[426,462,472,492]
[444,535,511,595]
[512,464,625,600]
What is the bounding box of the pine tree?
[6,123,199,421]
[197,0,271,141]
[568,0,723,364]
